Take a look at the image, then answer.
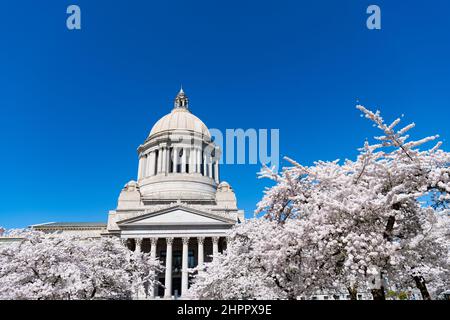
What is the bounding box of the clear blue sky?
[1,1,449,228]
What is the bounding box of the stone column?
[162,147,167,174]
[181,237,189,296]
[214,160,219,183]
[146,153,152,177]
[181,148,187,173]
[203,152,207,176]
[135,238,143,253]
[137,156,144,179]
[160,147,165,174]
[150,238,158,298]
[150,238,158,259]
[167,147,171,175]
[134,239,144,298]
[149,151,155,176]
[197,237,205,266]
[121,238,128,249]
[172,147,178,173]
[189,148,194,173]
[144,155,148,177]
[212,237,219,256]
[164,237,174,298]
[191,147,197,173]
[208,156,213,179]
[224,237,229,253]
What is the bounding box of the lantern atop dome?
[174,86,189,109]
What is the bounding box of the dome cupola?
[174,87,189,109]
[136,88,220,204]
[148,87,210,139]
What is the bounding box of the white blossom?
[0,230,162,300]
[190,105,450,300]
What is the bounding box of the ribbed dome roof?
[149,108,211,138]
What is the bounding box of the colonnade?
[123,236,223,298]
[137,145,219,183]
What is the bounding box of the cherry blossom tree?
[190,105,449,300]
[0,230,162,300]
[256,105,450,300]
[187,219,304,300]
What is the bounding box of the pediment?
[116,205,235,226]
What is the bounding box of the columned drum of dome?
[104,89,244,299]
[136,89,220,202]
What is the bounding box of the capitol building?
[30,89,245,299]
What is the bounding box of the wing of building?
[32,89,244,299]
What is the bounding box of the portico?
[117,205,235,298]
[122,235,227,298]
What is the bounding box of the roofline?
[117,204,237,225]
[28,222,56,228]
[31,222,107,230]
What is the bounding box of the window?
[175,149,182,173]
[159,250,195,270]
[200,151,205,175]
[159,250,166,264]
[173,251,182,271]
[154,150,159,175]
[169,148,174,173]
[188,250,195,268]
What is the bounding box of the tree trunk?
[90,287,97,299]
[347,287,358,300]
[371,288,386,300]
[413,276,431,300]
[370,271,386,300]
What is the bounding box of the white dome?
[149,108,211,138]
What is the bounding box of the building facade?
[34,89,244,299]
[106,89,244,298]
